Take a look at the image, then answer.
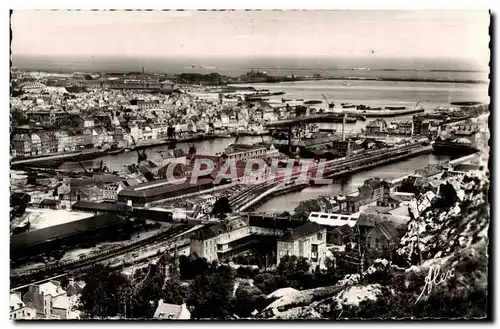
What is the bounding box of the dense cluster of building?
[11,70,315,159]
[10,279,82,319]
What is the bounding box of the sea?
[12,55,489,82]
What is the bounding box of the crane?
[322,94,335,109]
[130,136,148,164]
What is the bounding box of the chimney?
[342,113,346,141]
[158,299,164,307]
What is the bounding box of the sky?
[11,10,490,64]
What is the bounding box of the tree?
[188,265,236,319]
[233,282,267,318]
[253,273,289,295]
[162,278,189,305]
[277,255,310,276]
[78,264,129,319]
[279,211,291,218]
[179,255,210,280]
[294,199,321,218]
[212,196,232,220]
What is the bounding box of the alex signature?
[415,266,455,304]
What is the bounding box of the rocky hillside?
[261,168,490,319]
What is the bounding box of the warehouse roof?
[118,177,215,198]
[11,213,124,251]
[279,221,324,242]
[72,201,128,213]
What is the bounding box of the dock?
[341,107,425,117]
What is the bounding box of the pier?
[264,113,356,128]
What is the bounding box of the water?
[13,55,489,82]
[231,79,489,111]
[58,77,485,210]
[59,135,271,172]
[254,153,451,213]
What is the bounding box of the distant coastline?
[229,77,488,85]
[11,54,489,85]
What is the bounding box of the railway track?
[10,224,198,288]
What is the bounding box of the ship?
[304,100,323,105]
[11,151,82,169]
[108,146,125,155]
[385,106,407,110]
[76,148,109,161]
[432,136,479,156]
[65,85,87,93]
[341,103,356,109]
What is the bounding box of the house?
[365,119,387,135]
[53,182,71,200]
[65,278,84,297]
[77,115,95,128]
[39,199,61,210]
[153,299,191,320]
[69,179,106,202]
[378,195,403,208]
[190,219,247,263]
[83,128,94,147]
[365,221,401,255]
[358,178,390,203]
[356,212,409,238]
[277,222,327,270]
[12,134,32,157]
[330,224,356,247]
[10,292,36,320]
[22,281,71,319]
[345,194,370,214]
[30,133,42,155]
[91,127,108,147]
[54,130,70,152]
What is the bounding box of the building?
[358,178,391,203]
[38,199,61,210]
[10,292,36,320]
[71,201,128,214]
[11,213,126,259]
[12,134,32,157]
[330,224,356,247]
[356,212,409,238]
[117,178,217,206]
[277,222,327,270]
[22,281,71,319]
[308,212,358,228]
[153,300,191,319]
[224,144,271,162]
[189,216,303,263]
[413,116,424,135]
[364,221,401,255]
[69,179,105,202]
[331,139,353,157]
[77,115,95,128]
[365,119,387,135]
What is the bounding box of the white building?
[153,300,191,320]
[277,222,327,270]
[22,281,72,319]
[10,292,36,320]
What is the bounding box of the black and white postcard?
[9,9,491,320]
